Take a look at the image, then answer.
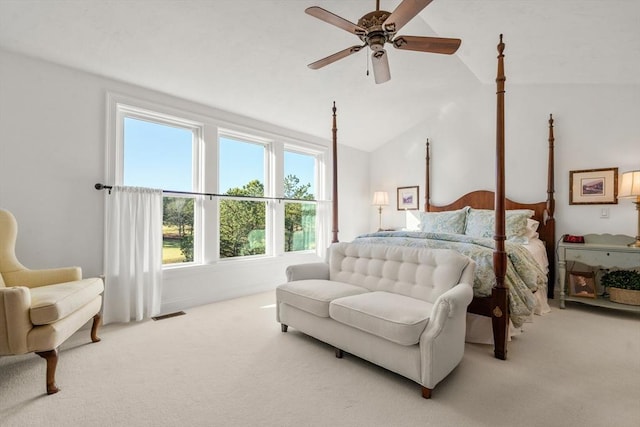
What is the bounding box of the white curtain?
[103,186,163,324]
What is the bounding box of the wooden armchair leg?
[36,349,60,395]
[421,386,432,399]
[91,313,102,343]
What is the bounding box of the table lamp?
[618,170,640,247]
[372,191,389,231]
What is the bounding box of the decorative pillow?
[527,218,540,232]
[464,208,534,243]
[419,207,469,234]
[524,218,540,241]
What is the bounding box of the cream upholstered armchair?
[0,209,104,394]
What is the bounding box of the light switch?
[600,208,609,218]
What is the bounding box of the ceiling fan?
[305,0,461,84]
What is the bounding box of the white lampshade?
[372,191,389,206]
[618,170,640,199]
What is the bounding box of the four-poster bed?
[329,35,556,360]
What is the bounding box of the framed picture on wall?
[568,271,597,298]
[569,167,618,205]
[397,186,419,210]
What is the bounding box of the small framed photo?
[397,186,419,210]
[568,271,597,298]
[569,167,618,205]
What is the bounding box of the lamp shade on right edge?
[618,170,640,199]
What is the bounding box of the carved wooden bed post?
[332,101,339,243]
[545,114,556,296]
[492,34,509,361]
[425,139,431,212]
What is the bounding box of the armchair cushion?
[29,278,104,325]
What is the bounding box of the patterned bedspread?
[351,231,548,328]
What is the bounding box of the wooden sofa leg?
[335,348,343,358]
[281,324,288,332]
[421,386,432,399]
[91,313,102,343]
[36,349,60,395]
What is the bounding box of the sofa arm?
[285,263,329,282]
[419,282,473,389]
[0,286,33,355]
[436,282,474,319]
[3,267,82,288]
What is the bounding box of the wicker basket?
[609,288,640,306]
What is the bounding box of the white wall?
[0,49,370,314]
[336,144,371,241]
[370,82,640,240]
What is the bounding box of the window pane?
[162,197,194,264]
[219,200,266,258]
[284,151,316,252]
[285,202,316,252]
[219,136,266,258]
[123,116,195,265]
[123,117,193,191]
[219,137,264,195]
[284,151,315,198]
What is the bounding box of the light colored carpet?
[1,292,638,427]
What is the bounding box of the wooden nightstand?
[558,234,640,312]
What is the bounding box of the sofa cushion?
[330,291,433,346]
[29,277,104,325]
[276,280,369,318]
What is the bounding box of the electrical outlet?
[600,208,609,218]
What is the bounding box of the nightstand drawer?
[565,248,640,269]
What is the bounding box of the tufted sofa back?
[328,242,472,304]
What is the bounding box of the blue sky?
[123,117,315,196]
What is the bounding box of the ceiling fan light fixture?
[367,33,387,50]
[371,49,391,84]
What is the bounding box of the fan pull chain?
[366,51,370,76]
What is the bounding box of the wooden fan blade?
[383,0,433,33]
[393,35,461,54]
[371,49,391,84]
[308,45,364,70]
[305,6,366,36]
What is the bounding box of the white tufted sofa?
[276,242,475,399]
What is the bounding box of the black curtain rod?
[94,183,322,203]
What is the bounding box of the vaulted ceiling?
[1,0,638,151]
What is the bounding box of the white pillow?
[524,218,540,241]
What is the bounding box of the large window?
[112,97,327,267]
[121,115,199,265]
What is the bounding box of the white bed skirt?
[465,286,551,345]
